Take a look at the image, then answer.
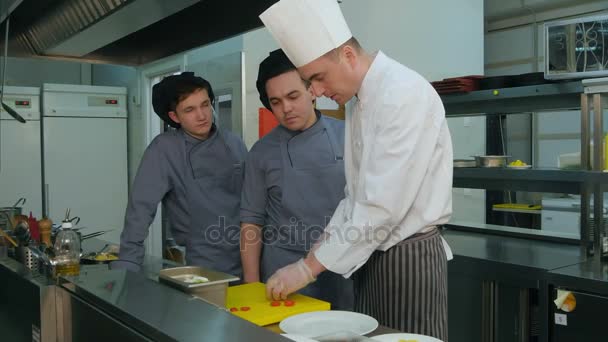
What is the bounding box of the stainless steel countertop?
[1,231,597,341]
[547,257,608,295]
[61,269,288,342]
[441,228,588,288]
[443,229,586,271]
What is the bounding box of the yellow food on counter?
[509,160,528,166]
[94,253,118,261]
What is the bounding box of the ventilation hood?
[0,0,277,65]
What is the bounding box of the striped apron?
[353,228,448,341]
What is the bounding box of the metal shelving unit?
[442,79,608,257]
[442,81,583,116]
[443,80,607,342]
[453,168,608,194]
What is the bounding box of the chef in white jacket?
[259,0,454,339]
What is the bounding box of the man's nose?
[311,83,325,97]
[283,101,294,113]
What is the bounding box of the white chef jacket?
[314,51,454,278]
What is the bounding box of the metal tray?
[158,266,239,307]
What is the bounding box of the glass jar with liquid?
[53,219,80,277]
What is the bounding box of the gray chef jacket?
[118,126,246,275]
[241,112,353,309]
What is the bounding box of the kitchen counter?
[443,228,585,270]
[442,228,586,287]
[1,239,396,342]
[1,230,600,342]
[61,268,287,342]
[546,257,608,296]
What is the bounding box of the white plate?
[281,334,318,342]
[280,310,379,338]
[507,165,532,169]
[371,333,444,342]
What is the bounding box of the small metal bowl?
[473,155,510,168]
[454,159,477,168]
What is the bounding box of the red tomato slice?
[240,306,251,311]
[270,301,281,307]
[284,300,295,307]
[229,307,238,312]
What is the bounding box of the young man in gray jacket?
[240,50,353,309]
[114,72,246,277]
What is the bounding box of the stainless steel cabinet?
[552,289,608,342]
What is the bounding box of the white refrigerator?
[0,86,43,216]
[42,84,128,244]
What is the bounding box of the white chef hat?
[260,0,352,67]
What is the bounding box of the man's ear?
[168,111,180,124]
[341,45,357,69]
[308,84,316,100]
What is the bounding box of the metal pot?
[0,197,26,230]
[473,155,510,168]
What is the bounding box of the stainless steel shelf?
[441,81,583,116]
[453,168,608,194]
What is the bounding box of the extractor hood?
[0,0,277,65]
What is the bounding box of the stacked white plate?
[280,311,378,338]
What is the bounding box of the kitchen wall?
[242,28,279,148]
[4,57,86,86]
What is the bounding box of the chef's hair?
[257,49,311,110]
[323,37,363,60]
[168,79,215,113]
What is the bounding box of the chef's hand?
[266,259,316,300]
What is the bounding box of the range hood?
[0,0,277,65]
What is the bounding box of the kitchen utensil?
[0,198,25,229]
[38,217,53,247]
[493,203,541,211]
[80,244,118,264]
[453,159,477,168]
[27,245,53,266]
[1,102,26,123]
[279,311,378,338]
[81,252,118,264]
[81,230,113,240]
[15,246,39,272]
[225,282,330,326]
[13,220,30,245]
[11,198,26,208]
[473,155,510,168]
[0,228,17,247]
[159,266,239,307]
